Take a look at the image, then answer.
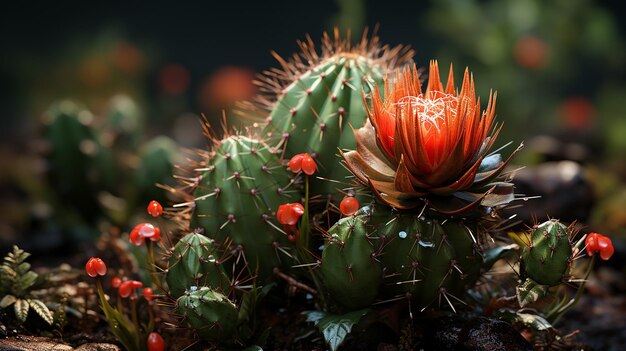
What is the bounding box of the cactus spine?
[190,135,296,281]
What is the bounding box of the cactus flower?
[288,153,317,175]
[586,232,614,260]
[342,61,517,212]
[129,223,161,246]
[147,332,165,351]
[276,203,305,225]
[85,257,107,277]
[147,200,163,217]
[119,280,143,298]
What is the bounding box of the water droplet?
[522,197,529,202]
[418,240,434,248]
[398,231,408,239]
[485,207,493,214]
[318,245,325,251]
[207,254,216,263]
[190,286,198,292]
[306,293,313,300]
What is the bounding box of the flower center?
[396,92,458,161]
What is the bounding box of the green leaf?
[516,278,549,306]
[96,282,140,351]
[19,271,38,292]
[14,298,29,322]
[29,299,53,325]
[17,262,31,275]
[496,310,552,331]
[482,244,519,271]
[305,309,369,351]
[0,294,17,308]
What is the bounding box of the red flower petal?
[301,154,317,175]
[288,154,305,173]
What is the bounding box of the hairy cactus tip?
[342,60,520,214]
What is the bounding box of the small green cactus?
[190,135,297,281]
[166,231,231,299]
[44,100,115,214]
[135,136,179,202]
[176,286,238,341]
[320,210,382,309]
[521,220,573,286]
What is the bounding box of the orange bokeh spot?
[159,64,191,95]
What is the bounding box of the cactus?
[176,286,238,341]
[135,136,179,202]
[320,210,382,309]
[374,207,482,309]
[257,30,412,200]
[190,135,297,281]
[321,205,483,310]
[521,220,573,286]
[43,100,115,217]
[165,231,231,299]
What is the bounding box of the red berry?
[118,281,135,298]
[340,196,359,216]
[147,332,165,351]
[85,257,107,278]
[111,276,122,288]
[143,287,154,301]
[147,200,163,217]
[288,153,317,175]
[301,154,317,175]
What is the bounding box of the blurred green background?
[1,0,625,252]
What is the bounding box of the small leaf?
[14,298,29,322]
[497,310,553,331]
[516,278,549,306]
[305,309,369,351]
[515,313,552,330]
[17,262,31,275]
[19,271,38,291]
[0,295,17,308]
[29,299,53,325]
[482,244,519,271]
[508,231,531,248]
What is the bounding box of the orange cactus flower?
[343,61,519,212]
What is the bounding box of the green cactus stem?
[166,231,230,299]
[190,135,297,282]
[176,286,238,341]
[521,220,573,286]
[320,210,382,309]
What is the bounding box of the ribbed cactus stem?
[176,286,238,341]
[521,220,573,286]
